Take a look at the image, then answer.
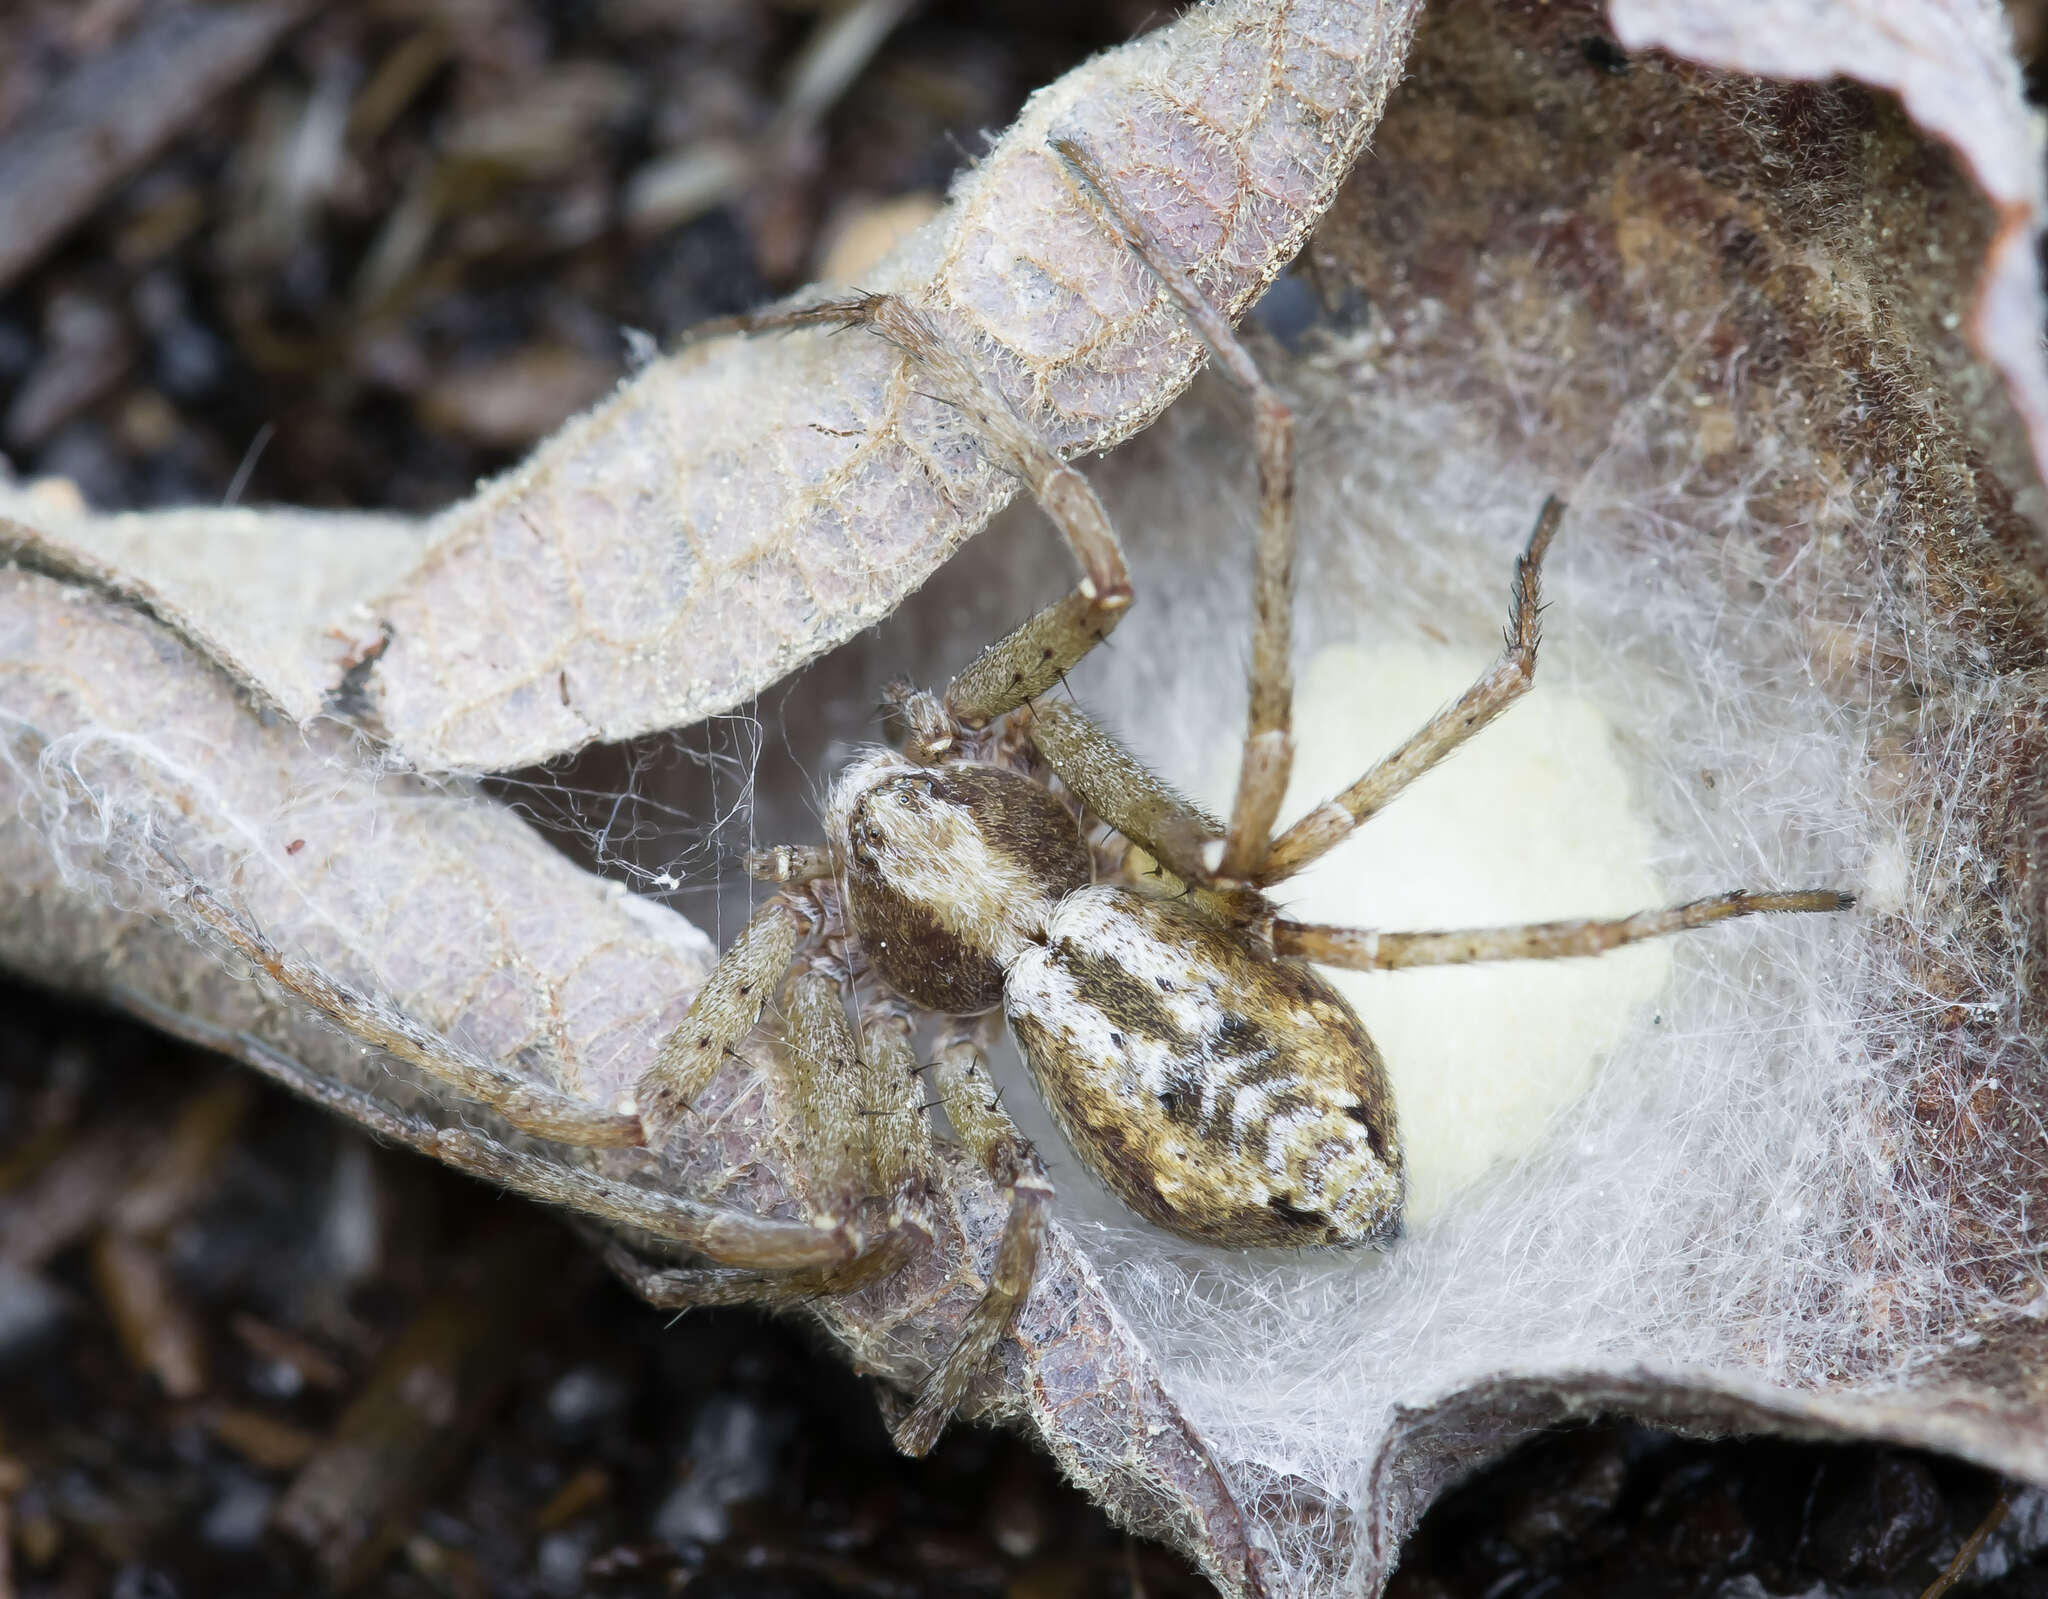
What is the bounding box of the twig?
[1920,1482,2013,1599]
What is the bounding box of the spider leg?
[698,291,1133,728]
[851,991,938,1207]
[189,1005,855,1270]
[943,586,1126,731]
[635,893,807,1150]
[1261,497,1564,885]
[894,1024,1052,1458]
[176,876,642,1148]
[745,843,835,884]
[1054,135,1296,882]
[605,985,937,1311]
[1017,698,1220,884]
[601,1246,842,1310]
[1273,888,1855,971]
[776,971,940,1295]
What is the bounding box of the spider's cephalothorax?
[832,749,1093,1014]
[381,138,1851,1464]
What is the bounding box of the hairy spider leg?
[745,842,835,883]
[697,291,1134,730]
[1274,889,1856,972]
[895,1021,1053,1458]
[787,967,882,1222]
[177,874,643,1149]
[606,967,940,1312]
[854,991,939,1203]
[1260,497,1563,884]
[943,585,1124,731]
[636,894,804,1148]
[152,961,855,1271]
[170,860,884,1270]
[633,968,1055,1458]
[1234,503,1847,955]
[1018,698,1221,885]
[1054,134,1297,882]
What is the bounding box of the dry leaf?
[3,0,1420,771]
[4,0,2048,1595]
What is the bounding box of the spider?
[602,139,1851,1450]
[181,139,1850,1459]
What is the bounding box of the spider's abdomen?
[833,751,1093,1015]
[1006,886,1403,1248]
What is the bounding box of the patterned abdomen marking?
[1006,886,1404,1248]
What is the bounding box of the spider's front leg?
[1055,135,1298,882]
[696,290,1134,734]
[178,874,645,1148]
[610,968,1056,1460]
[179,924,861,1273]
[634,891,807,1149]
[606,966,938,1313]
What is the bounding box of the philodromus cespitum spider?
[182,136,1853,1457]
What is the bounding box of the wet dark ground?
[3,1,2047,1595]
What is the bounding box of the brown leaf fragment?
[231,1313,348,1392]
[204,1405,322,1472]
[0,1128,130,1272]
[534,1463,611,1530]
[417,346,624,450]
[107,1075,253,1239]
[1607,0,2048,493]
